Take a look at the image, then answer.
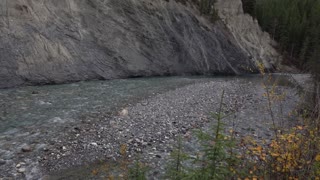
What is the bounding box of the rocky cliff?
[0,0,256,88]
[215,0,282,70]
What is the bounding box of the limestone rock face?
[215,0,282,70]
[0,0,255,88]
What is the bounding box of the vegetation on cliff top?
[242,0,320,79]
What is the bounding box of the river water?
[0,75,298,179]
[0,76,234,134]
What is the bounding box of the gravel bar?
[0,76,300,179]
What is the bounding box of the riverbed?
[0,75,303,179]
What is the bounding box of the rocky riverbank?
[0,75,302,179]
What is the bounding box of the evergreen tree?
[242,0,320,76]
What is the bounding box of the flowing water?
[0,76,227,134]
[0,75,296,135]
[0,75,299,179]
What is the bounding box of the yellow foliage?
[257,62,265,75]
[242,120,320,178]
[120,144,127,156]
[91,169,99,175]
[239,61,320,179]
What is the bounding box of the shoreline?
[0,75,300,179]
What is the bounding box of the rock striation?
[215,0,282,70]
[0,0,257,88]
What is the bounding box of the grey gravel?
[43,76,299,179]
[0,75,301,179]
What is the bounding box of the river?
[0,76,220,133]
[0,75,301,179]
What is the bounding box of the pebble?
[16,162,25,168]
[0,159,6,166]
[141,101,148,106]
[90,142,98,146]
[21,145,32,152]
[119,109,128,116]
[35,144,48,152]
[17,167,26,173]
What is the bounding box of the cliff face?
[215,0,282,70]
[0,0,256,88]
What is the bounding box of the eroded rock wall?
[0,0,255,88]
[215,0,282,70]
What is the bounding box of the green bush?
[165,91,240,180]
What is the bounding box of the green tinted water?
[0,74,294,134]
[0,76,220,133]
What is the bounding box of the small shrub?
[166,90,240,179]
[128,161,148,180]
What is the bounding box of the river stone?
[0,0,257,89]
[21,145,32,152]
[17,167,26,173]
[16,162,26,168]
[0,159,6,166]
[35,144,48,152]
[2,151,14,160]
[90,142,98,147]
[119,109,129,117]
